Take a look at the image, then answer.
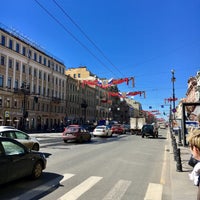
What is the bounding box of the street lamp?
[171,69,176,117]
[171,69,182,146]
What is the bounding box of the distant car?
[141,124,158,138]
[93,125,112,137]
[0,127,40,151]
[121,124,130,134]
[111,124,124,134]
[62,125,91,143]
[0,137,46,185]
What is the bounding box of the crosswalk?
[15,173,163,200]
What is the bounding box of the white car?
[93,125,112,137]
[0,127,40,151]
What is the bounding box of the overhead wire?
[34,0,122,78]
[52,0,125,77]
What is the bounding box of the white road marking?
[58,176,103,200]
[60,173,75,184]
[144,183,163,200]
[103,179,131,200]
[160,145,167,184]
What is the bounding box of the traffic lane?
[0,133,167,200]
[38,133,127,148]
[40,134,167,200]
[0,134,127,199]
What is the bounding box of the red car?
[62,125,91,143]
[111,124,124,134]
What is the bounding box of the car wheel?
[64,140,68,143]
[32,143,40,151]
[31,161,43,179]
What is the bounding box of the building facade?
[0,26,67,131]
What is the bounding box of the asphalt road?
[0,129,169,200]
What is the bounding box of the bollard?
[176,148,182,172]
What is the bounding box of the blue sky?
[1,0,200,119]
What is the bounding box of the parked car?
[141,124,158,138]
[111,124,124,134]
[62,125,91,143]
[0,127,40,151]
[93,125,112,137]
[0,137,46,185]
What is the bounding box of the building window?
[8,58,13,68]
[44,57,46,66]
[0,75,4,87]
[14,80,19,89]
[22,46,26,56]
[6,99,10,108]
[14,99,17,108]
[9,39,13,49]
[44,73,46,80]
[34,52,37,61]
[34,69,37,77]
[43,87,46,96]
[38,86,41,95]
[39,71,42,79]
[22,64,26,73]
[73,74,76,78]
[78,73,81,78]
[39,55,42,63]
[16,43,20,53]
[16,61,19,71]
[33,84,36,94]
[1,35,6,46]
[29,66,32,75]
[0,98,2,107]
[28,50,32,59]
[1,55,5,66]
[7,77,11,89]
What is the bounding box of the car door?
[1,140,33,182]
[14,130,33,150]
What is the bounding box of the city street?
[0,129,169,200]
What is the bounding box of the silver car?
[0,127,40,151]
[93,125,112,137]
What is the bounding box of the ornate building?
[0,25,67,130]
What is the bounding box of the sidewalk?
[169,133,197,200]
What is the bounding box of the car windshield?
[2,141,25,155]
[67,127,79,133]
[96,126,105,130]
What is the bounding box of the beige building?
[0,25,67,130]
[66,66,117,123]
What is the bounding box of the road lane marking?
[60,173,75,184]
[58,176,103,200]
[160,145,167,184]
[144,183,163,200]
[102,179,131,200]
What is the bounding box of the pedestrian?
[187,128,200,200]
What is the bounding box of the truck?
[130,117,146,135]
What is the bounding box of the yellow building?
[0,25,67,131]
